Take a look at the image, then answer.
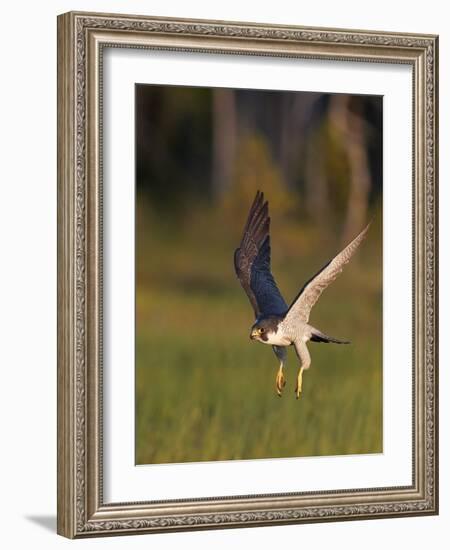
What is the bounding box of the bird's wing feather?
[234,191,288,318]
[284,223,370,325]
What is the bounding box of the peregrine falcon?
[234,191,370,398]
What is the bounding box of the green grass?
[135,201,383,464]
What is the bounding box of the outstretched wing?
[234,191,288,318]
[284,223,370,325]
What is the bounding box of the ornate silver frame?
[57,11,439,538]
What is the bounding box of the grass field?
[135,198,383,464]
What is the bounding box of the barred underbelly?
[279,319,309,342]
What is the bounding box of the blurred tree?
[212,89,237,199]
[136,85,212,210]
[305,125,331,224]
[328,96,372,243]
[135,84,382,232]
[221,132,292,226]
[278,93,318,190]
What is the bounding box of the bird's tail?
[309,326,350,345]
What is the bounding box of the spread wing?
[284,223,370,325]
[234,191,288,318]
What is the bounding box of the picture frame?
[57,11,439,538]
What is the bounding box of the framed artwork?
[57,11,439,538]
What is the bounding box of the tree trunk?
[212,88,237,199]
[329,95,371,244]
[305,129,330,223]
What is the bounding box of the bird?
[234,191,370,399]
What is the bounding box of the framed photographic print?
[57,11,439,538]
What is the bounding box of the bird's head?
[250,316,281,343]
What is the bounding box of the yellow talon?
[275,368,286,396]
[295,367,304,399]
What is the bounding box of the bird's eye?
[259,327,265,333]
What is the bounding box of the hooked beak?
[250,329,259,340]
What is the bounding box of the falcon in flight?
[234,191,370,398]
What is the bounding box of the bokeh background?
[135,84,383,465]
